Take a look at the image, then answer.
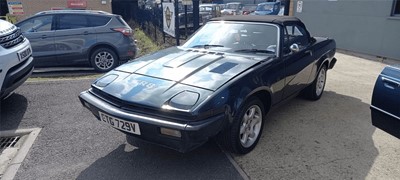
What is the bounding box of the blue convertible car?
[79,16,337,154]
[371,65,400,139]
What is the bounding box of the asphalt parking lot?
[1,52,399,179]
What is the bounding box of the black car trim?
[89,87,196,121]
[381,74,400,83]
[80,91,225,131]
[0,57,34,99]
[370,105,400,121]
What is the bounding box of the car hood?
[0,20,16,35]
[94,47,266,109]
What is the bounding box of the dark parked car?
[79,16,337,154]
[371,65,400,139]
[16,10,137,72]
[200,4,222,22]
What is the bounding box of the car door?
[16,14,56,66]
[282,24,315,99]
[371,65,400,139]
[54,14,97,66]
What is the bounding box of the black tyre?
[90,48,119,72]
[304,65,327,100]
[218,97,265,154]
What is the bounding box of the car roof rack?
[36,10,112,15]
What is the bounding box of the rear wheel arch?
[303,62,328,100]
[316,52,332,71]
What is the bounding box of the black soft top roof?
[210,15,303,26]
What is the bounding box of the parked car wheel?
[90,48,119,72]
[218,97,265,154]
[304,65,327,100]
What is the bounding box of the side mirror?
[27,28,35,33]
[290,43,300,53]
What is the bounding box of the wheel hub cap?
[95,52,114,70]
[239,105,262,148]
[316,68,326,96]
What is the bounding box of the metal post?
[162,1,166,44]
[193,0,200,31]
[184,5,188,39]
[174,0,180,45]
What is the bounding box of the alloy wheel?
[239,105,263,148]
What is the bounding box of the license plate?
[18,46,32,61]
[99,112,141,135]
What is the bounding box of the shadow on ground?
[32,67,100,78]
[77,139,242,180]
[234,91,379,179]
[0,93,28,131]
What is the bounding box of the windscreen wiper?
[234,49,275,54]
[191,44,224,49]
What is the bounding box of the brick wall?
[6,0,112,21]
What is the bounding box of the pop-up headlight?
[163,91,200,111]
[94,74,119,87]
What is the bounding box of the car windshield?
[256,4,274,11]
[183,22,278,56]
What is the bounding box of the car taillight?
[112,28,132,36]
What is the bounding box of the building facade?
[6,0,112,21]
[293,0,400,60]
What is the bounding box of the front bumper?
[79,90,226,152]
[0,56,34,99]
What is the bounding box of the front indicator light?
[160,128,182,138]
[83,101,91,109]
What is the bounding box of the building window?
[393,0,400,15]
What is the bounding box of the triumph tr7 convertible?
[79,16,337,154]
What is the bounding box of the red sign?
[67,0,87,8]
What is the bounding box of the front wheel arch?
[217,92,269,154]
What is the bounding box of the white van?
[0,19,34,99]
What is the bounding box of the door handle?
[305,50,313,56]
[83,31,89,35]
[41,35,47,39]
[382,77,400,89]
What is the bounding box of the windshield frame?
[182,21,281,57]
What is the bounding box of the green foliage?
[134,28,162,57]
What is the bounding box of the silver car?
[16,10,137,72]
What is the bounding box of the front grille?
[0,28,25,49]
[90,88,193,122]
[0,136,21,151]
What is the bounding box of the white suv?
[0,19,34,99]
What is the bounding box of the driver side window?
[19,15,53,33]
[283,25,309,54]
